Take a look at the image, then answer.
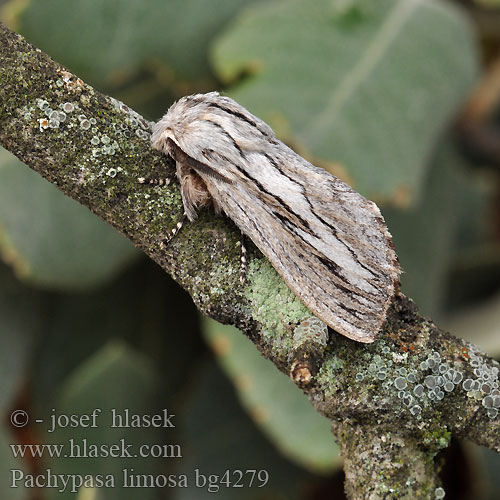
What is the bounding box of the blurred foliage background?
[1,0,500,498]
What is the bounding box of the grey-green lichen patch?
[19,91,156,189]
[434,486,446,499]
[463,344,500,418]
[245,258,312,354]
[316,355,345,396]
[293,316,328,350]
[347,338,499,424]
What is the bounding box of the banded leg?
[161,213,187,248]
[138,176,171,186]
[240,234,247,284]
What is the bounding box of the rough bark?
[1,23,498,499]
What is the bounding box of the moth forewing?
[151,92,400,343]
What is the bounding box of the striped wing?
[152,92,400,342]
[199,145,400,343]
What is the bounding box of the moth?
[148,92,400,343]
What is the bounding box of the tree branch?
[1,24,498,499]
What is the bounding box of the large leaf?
[0,148,138,290]
[0,264,39,498]
[202,318,340,474]
[44,340,165,500]
[175,361,311,500]
[31,259,202,416]
[0,263,44,411]
[383,142,469,317]
[444,173,500,310]
[12,0,259,85]
[212,0,478,203]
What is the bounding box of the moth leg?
[240,233,247,284]
[161,212,188,248]
[138,176,171,187]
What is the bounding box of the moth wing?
[153,94,399,342]
[200,148,400,343]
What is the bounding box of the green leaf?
[175,361,311,500]
[31,260,201,415]
[0,148,138,290]
[14,0,260,85]
[202,318,341,474]
[44,340,165,500]
[444,174,500,309]
[384,142,468,317]
[0,263,44,411]
[212,0,478,203]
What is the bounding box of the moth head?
[151,93,220,154]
